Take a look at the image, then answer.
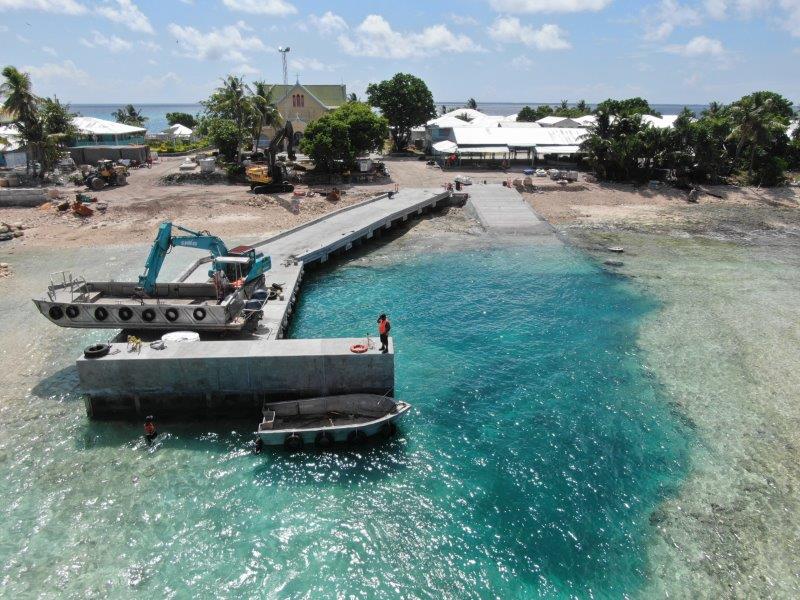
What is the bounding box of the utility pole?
[278,47,290,86]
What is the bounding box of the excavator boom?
[137,222,233,295]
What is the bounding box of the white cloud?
[142,71,181,90]
[0,24,7,31]
[489,0,611,12]
[139,40,161,52]
[222,0,296,16]
[0,0,86,14]
[510,54,535,69]
[289,57,330,71]
[22,60,89,83]
[168,22,266,62]
[308,10,347,33]
[780,0,800,36]
[42,46,57,56]
[449,13,480,26]
[16,34,30,43]
[666,35,727,56]
[488,16,571,49]
[97,0,153,34]
[704,0,771,19]
[233,63,260,75]
[80,30,132,52]
[643,0,702,41]
[338,15,483,58]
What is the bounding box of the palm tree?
[727,96,787,181]
[250,81,281,152]
[466,98,477,109]
[112,104,147,127]
[348,92,358,103]
[576,99,589,114]
[703,101,724,119]
[1,66,38,124]
[1,66,39,173]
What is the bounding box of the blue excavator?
[137,222,271,296]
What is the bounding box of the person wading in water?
[377,314,391,354]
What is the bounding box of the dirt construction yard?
[1,156,798,250]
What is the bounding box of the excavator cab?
[208,245,270,288]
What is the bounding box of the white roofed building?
[71,116,146,147]
[432,125,586,165]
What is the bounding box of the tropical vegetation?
[517,99,591,122]
[198,76,281,162]
[580,92,799,186]
[166,111,198,128]
[366,73,435,151]
[112,104,148,127]
[1,65,76,178]
[299,102,388,172]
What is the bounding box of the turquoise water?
[0,243,689,597]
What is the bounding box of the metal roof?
[72,116,146,135]
[269,83,347,108]
[450,126,586,147]
[459,146,510,154]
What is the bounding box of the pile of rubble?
[0,221,25,242]
[0,262,11,278]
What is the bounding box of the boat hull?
[33,278,260,332]
[256,395,411,447]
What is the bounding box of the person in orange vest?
[377,313,391,354]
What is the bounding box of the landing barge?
[33,222,274,332]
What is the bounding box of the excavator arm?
[137,222,230,295]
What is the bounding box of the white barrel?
[161,331,201,343]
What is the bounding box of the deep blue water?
[287,244,690,597]
[0,242,690,597]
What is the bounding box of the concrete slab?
[466,184,557,239]
[79,337,394,418]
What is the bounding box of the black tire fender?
[193,307,206,321]
[48,305,64,320]
[314,431,333,448]
[142,308,156,322]
[83,343,111,359]
[94,306,108,321]
[165,308,179,322]
[284,433,303,451]
[118,307,133,321]
[65,305,80,319]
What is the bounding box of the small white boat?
[256,394,411,450]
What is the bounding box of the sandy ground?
[2,156,798,251]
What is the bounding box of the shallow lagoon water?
[0,241,690,597]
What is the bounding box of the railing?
[47,271,87,302]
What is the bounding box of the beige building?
[264,81,348,145]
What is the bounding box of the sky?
[1,0,799,105]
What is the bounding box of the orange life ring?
[350,343,368,354]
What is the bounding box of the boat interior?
[259,395,400,431]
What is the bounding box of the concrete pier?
[78,188,453,418]
[179,188,453,340]
[79,338,393,418]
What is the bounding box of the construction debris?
[0,221,25,242]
